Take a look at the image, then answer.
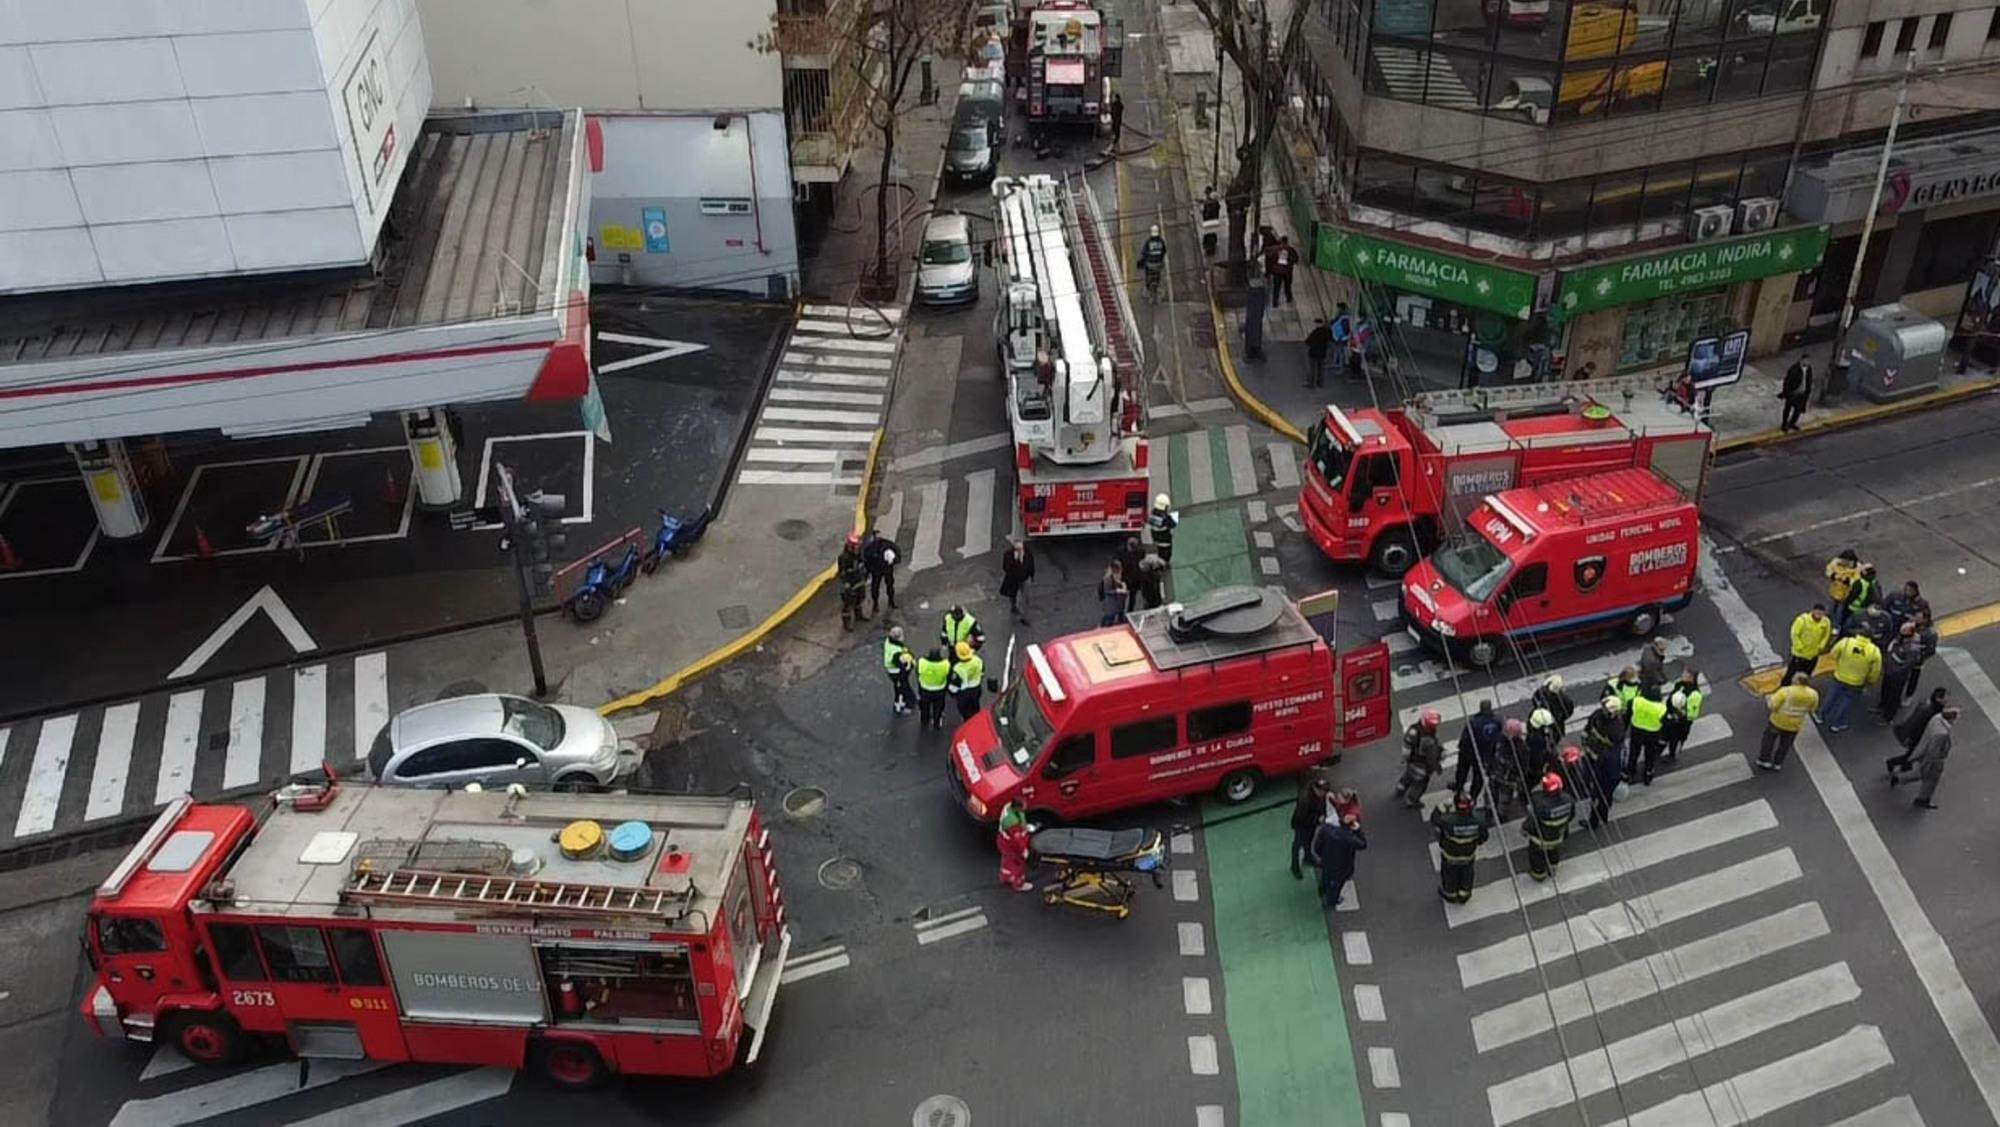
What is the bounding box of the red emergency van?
[946,586,1391,824]
[1399,468,1698,667]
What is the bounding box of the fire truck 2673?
[991,172,1149,537]
[78,774,789,1090]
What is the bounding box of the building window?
[1187,702,1253,742]
[1354,153,1416,212]
[1714,39,1770,102]
[1895,19,1919,55]
[1929,13,1953,51]
[1765,32,1819,95]
[1472,177,1537,240]
[1537,178,1592,243]
[1908,211,2000,293]
[1641,163,1695,239]
[1861,21,1885,59]
[1587,172,1646,245]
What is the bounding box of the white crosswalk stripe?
[0,652,392,845]
[1399,635,1695,727]
[739,308,903,488]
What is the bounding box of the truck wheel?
[166,1011,246,1067]
[1627,605,1660,637]
[1218,769,1261,804]
[533,1040,610,1091]
[1369,530,1419,577]
[1466,638,1500,668]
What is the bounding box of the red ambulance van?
[1399,468,1698,667]
[946,586,1391,825]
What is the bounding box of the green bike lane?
[1166,476,1370,1127]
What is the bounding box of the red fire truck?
[1023,1,1122,131]
[79,779,789,1089]
[1297,375,1712,576]
[992,172,1150,536]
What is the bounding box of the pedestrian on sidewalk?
[862,527,902,616]
[1876,622,1922,722]
[1097,563,1127,627]
[837,533,869,631]
[915,647,953,730]
[999,538,1036,624]
[1266,236,1297,307]
[1107,93,1124,149]
[1886,687,1948,776]
[1786,603,1833,684]
[1392,711,1444,809]
[1330,302,1353,377]
[1305,318,1331,389]
[1116,536,1146,610]
[883,626,916,717]
[1817,631,1880,732]
[1431,792,1492,904]
[1309,813,1366,909]
[1780,353,1813,432]
[1900,707,1959,809]
[948,641,986,721]
[1199,186,1221,257]
[996,800,1035,892]
[1289,773,1331,879]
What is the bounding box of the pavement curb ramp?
[597,429,884,719]
[1738,599,2000,696]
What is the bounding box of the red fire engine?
[79,778,789,1090]
[1297,375,1713,576]
[991,172,1150,536]
[1023,1,1122,131]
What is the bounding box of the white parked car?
[366,694,634,791]
[916,212,979,306]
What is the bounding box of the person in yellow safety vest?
[941,604,985,651]
[1602,666,1641,710]
[1524,772,1575,882]
[1625,685,1669,787]
[883,626,915,717]
[1825,548,1861,605]
[1758,672,1820,771]
[915,647,953,731]
[948,641,987,722]
[1661,669,1703,763]
[1838,562,1879,635]
[1817,631,1881,733]
[1786,602,1833,684]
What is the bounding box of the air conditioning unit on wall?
[1736,196,1779,233]
[1690,205,1734,242]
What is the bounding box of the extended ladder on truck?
[344,867,697,921]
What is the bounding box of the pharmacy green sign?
[1313,226,1536,319]
[1557,225,1830,316]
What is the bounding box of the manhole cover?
[913,1095,970,1127]
[774,518,812,541]
[717,604,751,630]
[816,856,863,890]
[783,786,827,818]
[434,680,487,701]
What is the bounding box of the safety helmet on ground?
[1503,718,1526,738]
[1529,707,1554,729]
[1543,674,1564,693]
[1154,493,1171,511]
[1420,709,1441,729]
[1540,772,1564,794]
[889,626,905,642]
[1602,696,1624,715]
[1560,745,1583,767]
[955,642,975,661]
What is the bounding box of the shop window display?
[1620,290,1730,370]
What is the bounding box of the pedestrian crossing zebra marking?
[801,302,902,323]
[785,335,897,354]
[1224,425,1256,496]
[767,387,885,407]
[155,691,202,806]
[15,714,76,838]
[761,406,880,426]
[1185,430,1217,504]
[86,703,140,822]
[959,468,995,560]
[739,470,863,487]
[782,351,895,370]
[745,447,845,464]
[283,1069,513,1127]
[108,1059,390,1127]
[1400,635,1695,729]
[740,311,903,490]
[752,426,875,445]
[910,479,949,572]
[1268,443,1299,491]
[224,678,266,790]
[289,665,327,777]
[1832,1097,1926,1127]
[775,369,889,388]
[1610,1025,1894,1127]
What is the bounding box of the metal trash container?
[1848,302,1946,403]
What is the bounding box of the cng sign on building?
[1314,227,1537,320]
[1557,226,1831,316]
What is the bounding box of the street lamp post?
[1824,50,1916,406]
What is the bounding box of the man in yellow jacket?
[1817,632,1881,733]
[1786,603,1833,684]
[1759,673,1819,771]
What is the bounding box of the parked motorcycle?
[567,542,642,623]
[641,505,715,574]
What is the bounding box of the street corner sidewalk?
[1704,341,2000,451]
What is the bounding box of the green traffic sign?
[1556,225,1831,316]
[1313,226,1537,320]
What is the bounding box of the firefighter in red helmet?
[1526,771,1576,882]
[1429,790,1493,904]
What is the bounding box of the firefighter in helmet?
[1525,771,1576,882]
[1393,710,1444,809]
[1430,791,1492,904]
[837,532,869,630]
[1148,493,1177,565]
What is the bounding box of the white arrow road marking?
[594,332,708,373]
[170,586,317,679]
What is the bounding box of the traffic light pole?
[494,462,551,698]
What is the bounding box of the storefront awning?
[1555,224,1830,318]
[1312,227,1538,320]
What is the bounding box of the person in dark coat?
[1779,353,1812,432]
[1531,674,1576,731]
[1107,92,1125,148]
[1097,563,1127,627]
[1876,622,1922,722]
[1116,536,1147,611]
[1309,814,1366,909]
[1904,611,1940,705]
[1901,707,1958,809]
[1304,318,1331,389]
[860,527,901,615]
[1453,701,1504,797]
[1431,793,1492,904]
[1883,581,1931,634]
[1885,688,1949,776]
[837,533,869,630]
[1393,712,1444,809]
[998,538,1035,624]
[1133,551,1167,610]
[1289,774,1331,879]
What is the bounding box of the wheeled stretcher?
[1029,826,1167,920]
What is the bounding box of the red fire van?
[945,586,1391,824]
[1399,468,1698,667]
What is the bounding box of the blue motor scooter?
[567,542,642,623]
[640,505,715,574]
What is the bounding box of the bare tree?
[1188,0,1315,283]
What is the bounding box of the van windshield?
[991,681,1054,770]
[1306,422,1352,490]
[922,239,971,266]
[1433,530,1514,602]
[948,125,990,151]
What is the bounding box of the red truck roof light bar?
[1025,643,1065,701]
[1325,405,1365,448]
[98,796,192,899]
[1486,495,1539,540]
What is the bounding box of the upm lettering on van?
[946,587,1391,824]
[1399,468,1698,668]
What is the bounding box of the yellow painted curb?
[1207,293,1308,445]
[1715,375,2000,452]
[599,429,886,717]
[1737,597,2000,696]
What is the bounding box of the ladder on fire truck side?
[1067,172,1145,433]
[345,867,693,920]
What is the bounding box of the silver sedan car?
[366,694,634,791]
